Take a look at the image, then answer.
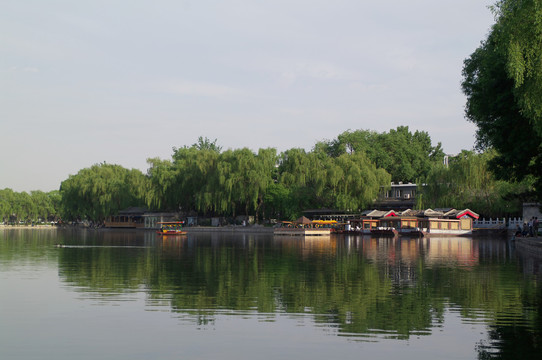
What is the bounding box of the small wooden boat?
[156,221,187,236]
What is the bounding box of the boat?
[274,217,333,236]
[368,210,400,237]
[338,208,479,238]
[156,221,187,236]
[399,209,479,236]
[338,218,379,235]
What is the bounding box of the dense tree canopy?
[315,126,445,182]
[142,141,391,221]
[60,163,148,221]
[493,0,542,130]
[462,0,542,199]
[419,150,530,217]
[0,188,61,223]
[4,125,508,223]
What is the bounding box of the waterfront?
[1,229,541,360]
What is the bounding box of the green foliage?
[492,0,542,131]
[316,126,444,182]
[60,163,148,221]
[135,136,395,221]
[24,232,537,346]
[462,0,542,200]
[0,188,61,223]
[420,150,530,217]
[276,147,391,216]
[165,145,278,218]
[23,124,519,222]
[192,136,222,152]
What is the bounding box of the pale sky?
[1,0,496,192]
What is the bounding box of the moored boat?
[156,221,187,236]
[274,217,333,236]
[333,208,479,238]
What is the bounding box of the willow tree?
[0,189,61,223]
[147,143,277,218]
[462,0,542,200]
[219,148,277,220]
[145,158,177,210]
[421,150,527,217]
[169,145,224,215]
[493,0,542,128]
[0,188,16,223]
[218,147,277,220]
[8,191,33,223]
[248,147,277,221]
[328,152,390,211]
[278,148,328,214]
[278,147,391,215]
[60,163,147,221]
[0,189,27,223]
[29,190,56,221]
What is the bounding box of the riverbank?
[0,224,276,233]
[0,225,58,229]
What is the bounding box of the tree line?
[2,125,534,224]
[58,127,449,222]
[0,188,61,224]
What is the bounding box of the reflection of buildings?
[424,237,479,268]
[273,236,336,258]
[353,236,481,286]
[358,236,480,268]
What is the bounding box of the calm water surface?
[1,229,541,360]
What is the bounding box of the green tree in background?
[139,139,392,221]
[0,188,61,223]
[278,147,390,216]
[192,136,223,152]
[462,0,542,200]
[60,163,148,221]
[493,0,542,128]
[51,128,446,222]
[316,126,444,182]
[145,157,178,210]
[420,150,529,217]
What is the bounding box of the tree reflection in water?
[2,229,540,357]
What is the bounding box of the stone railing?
[473,218,525,230]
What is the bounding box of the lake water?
[1,229,541,360]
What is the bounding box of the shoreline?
[0,225,59,229]
[0,224,275,233]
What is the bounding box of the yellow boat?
[156,221,187,236]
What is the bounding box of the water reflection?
[1,229,541,358]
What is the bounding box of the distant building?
[104,207,146,228]
[376,182,418,210]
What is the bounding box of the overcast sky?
[1,0,495,192]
